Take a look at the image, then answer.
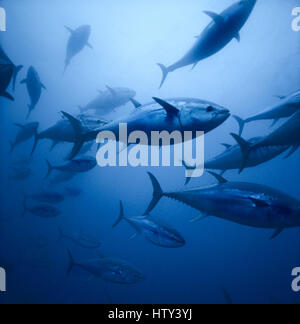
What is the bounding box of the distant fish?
[58,228,101,249]
[47,171,77,185]
[183,137,288,184]
[45,156,97,179]
[20,66,46,119]
[221,288,233,305]
[145,172,300,240]
[113,201,186,248]
[23,199,61,218]
[79,86,137,116]
[64,25,92,72]
[0,46,23,100]
[9,166,31,181]
[234,89,300,135]
[26,191,64,204]
[157,0,257,88]
[10,122,39,153]
[67,250,146,284]
[62,97,230,159]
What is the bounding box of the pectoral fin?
[152,97,180,117]
[65,26,74,34]
[203,11,225,25]
[249,197,269,208]
[208,171,228,184]
[270,228,284,240]
[130,98,143,109]
[86,42,93,49]
[234,33,241,42]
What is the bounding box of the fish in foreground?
[26,191,64,204]
[64,25,92,72]
[234,89,300,135]
[45,156,97,179]
[58,228,101,249]
[79,86,136,116]
[23,199,61,218]
[157,0,257,88]
[67,250,146,284]
[145,172,300,240]
[62,97,230,159]
[232,111,300,173]
[10,122,39,153]
[113,201,186,248]
[20,66,46,119]
[183,137,288,184]
[0,46,23,100]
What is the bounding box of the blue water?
[0,0,299,304]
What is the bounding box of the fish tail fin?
[157,63,169,89]
[112,201,125,228]
[9,141,15,154]
[230,133,252,174]
[233,115,246,136]
[144,172,164,215]
[45,159,54,179]
[26,105,33,120]
[67,250,76,276]
[61,111,85,160]
[31,131,40,156]
[12,65,23,92]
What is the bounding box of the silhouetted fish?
[58,228,101,249]
[10,122,39,153]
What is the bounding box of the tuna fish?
[45,156,97,179]
[10,122,39,153]
[183,137,288,184]
[0,46,23,100]
[79,86,137,116]
[58,228,101,249]
[9,166,31,181]
[234,89,300,135]
[67,251,146,284]
[26,191,64,204]
[113,201,186,248]
[64,25,92,72]
[20,66,46,119]
[157,0,257,88]
[23,199,61,218]
[62,97,230,159]
[145,172,300,239]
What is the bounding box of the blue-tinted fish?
[79,86,137,116]
[0,46,23,100]
[45,156,97,179]
[26,191,64,204]
[10,122,39,153]
[64,25,92,72]
[23,200,61,218]
[20,66,46,119]
[62,97,230,159]
[9,166,31,181]
[158,0,257,88]
[58,228,101,249]
[145,172,300,239]
[234,89,300,135]
[47,171,77,185]
[113,201,185,248]
[67,251,146,284]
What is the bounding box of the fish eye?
[206,106,214,113]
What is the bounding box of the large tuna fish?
[234,89,300,135]
[145,172,300,239]
[0,46,23,100]
[62,97,230,159]
[64,25,92,72]
[79,86,137,116]
[158,0,257,88]
[20,66,46,119]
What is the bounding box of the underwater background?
[0,0,299,304]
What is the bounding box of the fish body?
[10,122,39,153]
[67,251,145,284]
[146,173,300,233]
[63,97,230,159]
[24,204,61,218]
[0,46,23,100]
[80,87,136,115]
[26,191,64,204]
[113,202,185,248]
[65,25,92,71]
[21,66,46,119]
[158,0,257,88]
[9,167,31,180]
[58,229,101,249]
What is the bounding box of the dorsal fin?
[130,98,143,109]
[106,86,116,96]
[152,97,179,116]
[208,171,228,184]
[203,11,225,25]
[65,26,74,34]
[221,143,231,150]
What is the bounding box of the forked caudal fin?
[45,160,55,179]
[144,172,164,215]
[61,111,85,160]
[157,63,169,89]
[112,201,126,228]
[230,133,252,174]
[233,115,246,136]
